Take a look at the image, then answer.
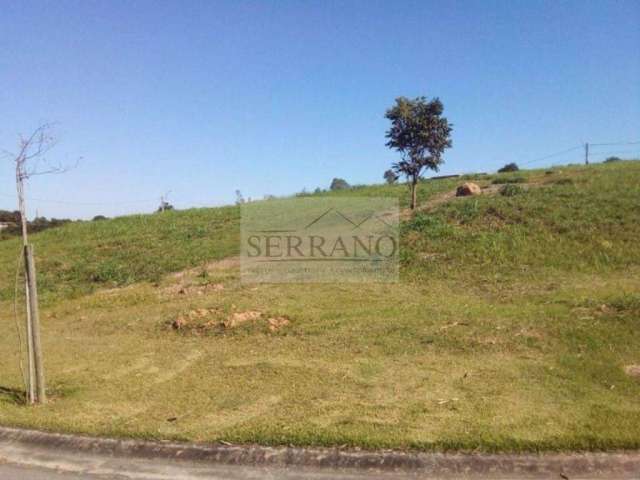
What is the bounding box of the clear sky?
[1,0,639,219]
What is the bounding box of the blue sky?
[1,0,639,219]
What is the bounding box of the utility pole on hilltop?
[585,142,589,165]
[159,190,171,212]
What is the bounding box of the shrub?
[492,176,526,184]
[553,178,574,186]
[330,178,350,190]
[499,184,524,197]
[460,173,488,180]
[404,213,452,238]
[498,162,519,173]
[604,156,622,163]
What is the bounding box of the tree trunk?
[410,177,418,210]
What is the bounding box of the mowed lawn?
[0,161,639,451]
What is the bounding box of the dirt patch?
[422,190,457,210]
[223,310,262,328]
[171,309,290,334]
[172,308,220,330]
[170,257,240,281]
[162,257,240,297]
[625,365,640,380]
[163,282,224,297]
[267,316,290,332]
[408,184,503,217]
[439,321,469,331]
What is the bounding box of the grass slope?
[0,160,639,451]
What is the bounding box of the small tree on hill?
[498,162,519,173]
[385,96,452,209]
[330,178,350,191]
[383,169,398,184]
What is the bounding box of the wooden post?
[24,245,46,403]
[24,278,36,404]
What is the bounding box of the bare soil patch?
[171,308,290,334]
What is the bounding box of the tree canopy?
[385,96,452,208]
[383,169,398,184]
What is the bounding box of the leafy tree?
[604,156,621,163]
[498,162,519,173]
[383,169,398,184]
[385,96,452,209]
[330,178,350,191]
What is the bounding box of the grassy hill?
[0,160,639,451]
[1,161,638,301]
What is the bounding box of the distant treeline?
[0,210,72,240]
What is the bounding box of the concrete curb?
[1,426,639,478]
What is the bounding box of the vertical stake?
[24,277,36,404]
[24,244,46,403]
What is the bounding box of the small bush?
[460,173,488,181]
[330,178,350,190]
[498,162,519,173]
[604,156,622,163]
[553,178,574,186]
[499,184,524,197]
[492,176,526,184]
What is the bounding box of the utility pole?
[585,142,589,165]
[159,190,171,212]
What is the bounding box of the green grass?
[0,160,639,452]
[0,206,239,302]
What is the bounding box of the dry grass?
[1,260,639,451]
[0,161,639,451]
